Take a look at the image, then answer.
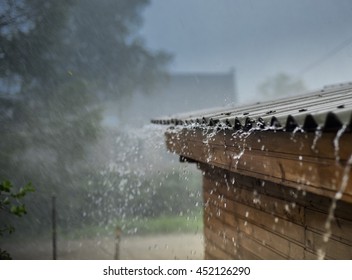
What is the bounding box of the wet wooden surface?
[166,128,352,203]
[202,166,352,259]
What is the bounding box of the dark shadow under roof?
[151,82,352,132]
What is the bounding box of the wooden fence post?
[114,226,122,260]
[52,195,57,260]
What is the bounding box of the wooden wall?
[166,129,352,203]
[202,164,352,260]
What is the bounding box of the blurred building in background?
[113,69,237,126]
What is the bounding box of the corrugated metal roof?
[151,82,352,132]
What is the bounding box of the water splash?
[230,129,255,170]
[84,123,204,242]
[333,125,347,162]
[290,126,304,142]
[321,154,352,259]
[311,128,322,152]
[233,148,245,170]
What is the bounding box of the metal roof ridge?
[151,83,352,132]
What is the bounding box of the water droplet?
[335,192,342,200]
[285,204,290,211]
[323,232,330,243]
[317,249,326,260]
[334,125,347,162]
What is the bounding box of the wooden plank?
[204,203,239,230]
[201,164,352,260]
[204,227,237,258]
[167,128,352,163]
[237,217,304,259]
[236,245,261,260]
[305,230,352,259]
[204,174,305,225]
[201,164,309,206]
[166,128,352,203]
[303,249,320,260]
[229,152,348,193]
[208,143,351,200]
[305,192,352,221]
[237,231,286,260]
[204,167,352,221]
[204,192,305,244]
[204,209,238,241]
[305,209,352,246]
[204,239,233,260]
[204,214,263,260]
[204,202,305,259]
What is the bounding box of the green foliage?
[0,180,35,259]
[0,250,11,260]
[62,0,171,99]
[0,180,35,233]
[0,0,171,242]
[0,0,170,181]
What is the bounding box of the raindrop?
[311,129,322,152]
[323,232,330,243]
[253,197,260,204]
[333,125,347,162]
[317,249,326,260]
[335,192,342,200]
[284,204,290,213]
[323,154,352,246]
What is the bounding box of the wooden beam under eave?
[165,128,352,203]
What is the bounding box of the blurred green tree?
[0,0,171,233]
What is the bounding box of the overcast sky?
[140,0,352,102]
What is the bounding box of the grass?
[59,212,203,240]
[2,212,204,243]
[118,213,203,235]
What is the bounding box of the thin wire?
[299,35,352,76]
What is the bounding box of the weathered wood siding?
[166,128,352,203]
[165,127,352,259]
[202,165,352,260]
